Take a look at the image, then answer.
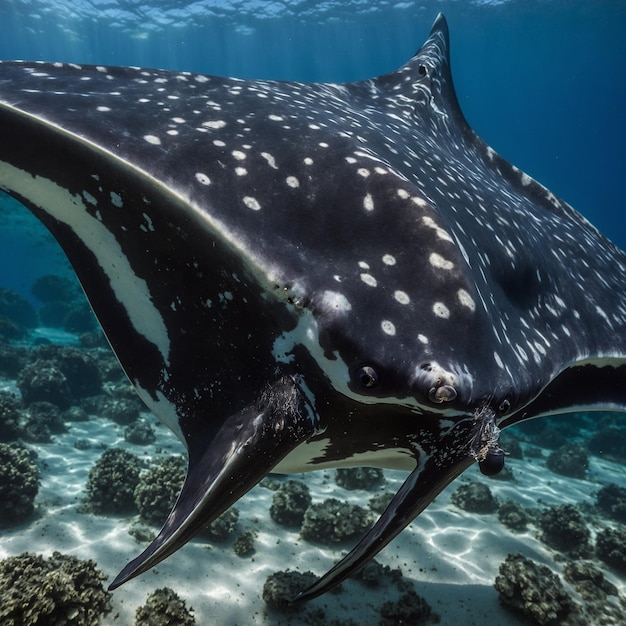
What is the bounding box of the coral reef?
[497,499,529,532]
[537,504,591,557]
[83,448,141,515]
[563,560,618,601]
[134,455,185,526]
[0,315,25,340]
[0,392,22,442]
[124,420,156,445]
[368,491,395,513]
[32,275,96,333]
[378,590,438,625]
[0,551,111,625]
[300,498,374,544]
[135,587,195,626]
[63,302,97,333]
[355,559,385,587]
[0,287,37,329]
[17,360,73,410]
[269,479,311,527]
[233,530,256,557]
[546,442,588,478]
[335,467,384,490]
[38,301,73,329]
[103,397,141,425]
[202,507,239,542]
[31,274,78,304]
[0,341,27,377]
[21,401,67,443]
[563,560,624,624]
[596,483,626,523]
[595,527,626,572]
[262,570,317,609]
[450,481,498,513]
[494,553,581,625]
[128,522,156,544]
[31,345,102,399]
[0,442,39,527]
[65,406,89,422]
[588,426,626,463]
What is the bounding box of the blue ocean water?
[0,2,625,624]
[0,0,625,297]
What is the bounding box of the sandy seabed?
[1,352,625,625]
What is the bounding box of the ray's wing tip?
[107,561,140,591]
[290,582,320,605]
[107,569,129,591]
[430,12,449,37]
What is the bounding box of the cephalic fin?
[294,446,472,602]
[109,376,315,589]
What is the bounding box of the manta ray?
[0,14,624,601]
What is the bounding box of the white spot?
[422,216,454,242]
[357,168,370,178]
[429,253,454,270]
[493,352,504,368]
[382,254,396,266]
[96,106,111,112]
[143,134,161,145]
[243,196,261,211]
[433,302,450,319]
[195,173,211,185]
[286,176,299,188]
[320,291,352,313]
[303,157,314,165]
[203,120,226,129]
[261,152,278,169]
[412,196,427,208]
[397,189,410,199]
[457,289,476,311]
[363,193,374,212]
[394,290,410,305]
[358,261,370,270]
[345,157,357,164]
[110,192,123,208]
[318,142,329,148]
[232,150,246,161]
[213,139,226,147]
[418,334,429,344]
[360,273,377,287]
[235,167,247,176]
[268,114,283,121]
[172,117,185,124]
[82,191,97,206]
[142,212,154,232]
[381,320,396,335]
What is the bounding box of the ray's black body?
[0,15,624,599]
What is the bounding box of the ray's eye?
[498,399,511,414]
[356,365,378,389]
